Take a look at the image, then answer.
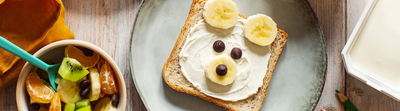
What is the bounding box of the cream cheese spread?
[179,17,272,101]
[350,0,400,91]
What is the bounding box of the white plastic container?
[342,0,400,101]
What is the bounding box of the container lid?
[342,0,400,101]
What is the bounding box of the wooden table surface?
[0,0,399,111]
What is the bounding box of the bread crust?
[162,0,288,110]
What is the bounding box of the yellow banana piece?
[88,68,101,101]
[58,79,81,103]
[244,14,277,46]
[203,0,239,29]
[206,55,237,86]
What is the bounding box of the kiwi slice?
[64,103,75,111]
[76,99,90,109]
[76,106,91,111]
[58,57,89,82]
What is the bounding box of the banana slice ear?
[206,55,237,86]
[244,14,277,46]
[203,0,239,29]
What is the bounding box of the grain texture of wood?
[0,82,17,110]
[346,0,400,110]
[306,0,347,111]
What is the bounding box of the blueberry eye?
[213,40,225,53]
[230,47,242,59]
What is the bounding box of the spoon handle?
[0,36,50,70]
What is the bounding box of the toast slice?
[162,0,288,110]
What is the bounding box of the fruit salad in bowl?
[16,40,126,111]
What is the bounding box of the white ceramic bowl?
[16,40,127,111]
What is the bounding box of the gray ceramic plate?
[130,0,326,110]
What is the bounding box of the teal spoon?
[0,36,58,91]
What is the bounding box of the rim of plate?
[303,0,328,110]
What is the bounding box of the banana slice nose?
[206,55,237,86]
[203,0,239,29]
[244,14,277,46]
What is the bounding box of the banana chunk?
[88,68,101,101]
[58,78,81,103]
[206,55,237,86]
[203,0,239,29]
[244,14,277,46]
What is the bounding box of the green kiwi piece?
[76,99,90,109]
[76,106,91,111]
[58,57,89,82]
[64,103,75,111]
